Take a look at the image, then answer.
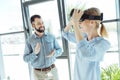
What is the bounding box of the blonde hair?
[84,7,108,38]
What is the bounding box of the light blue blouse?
[62,31,110,80]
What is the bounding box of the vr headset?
[70,9,103,22]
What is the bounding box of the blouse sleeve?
[62,31,77,43]
[76,38,110,61]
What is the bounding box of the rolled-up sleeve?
[62,31,76,43]
[23,40,38,63]
[53,38,62,57]
[76,39,110,61]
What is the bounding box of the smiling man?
[23,14,62,80]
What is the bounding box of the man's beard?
[35,27,45,33]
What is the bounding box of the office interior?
[0,0,120,80]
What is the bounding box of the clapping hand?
[34,43,41,54]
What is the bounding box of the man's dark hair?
[30,14,41,24]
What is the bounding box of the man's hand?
[34,43,41,54]
[46,50,55,58]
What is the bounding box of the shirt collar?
[86,36,103,43]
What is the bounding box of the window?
[0,0,23,34]
[28,1,63,53]
[0,0,29,80]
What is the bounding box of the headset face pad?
[80,13,103,22]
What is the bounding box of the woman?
[62,7,110,80]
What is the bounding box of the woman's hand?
[71,9,84,41]
[71,9,83,25]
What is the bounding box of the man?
[23,14,62,80]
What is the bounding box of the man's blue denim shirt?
[23,32,62,68]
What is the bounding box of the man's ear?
[32,24,35,28]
